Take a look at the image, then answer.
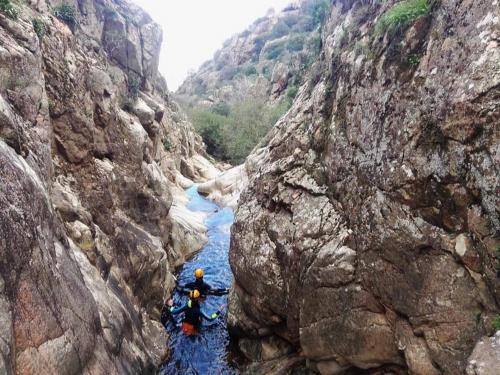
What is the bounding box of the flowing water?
[159,185,238,375]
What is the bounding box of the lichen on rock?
[229,0,500,374]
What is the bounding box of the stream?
[159,185,239,375]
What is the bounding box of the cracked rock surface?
[0,0,217,373]
[229,1,499,374]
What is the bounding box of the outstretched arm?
[201,305,225,321]
[169,303,188,315]
[200,310,220,321]
[207,288,229,296]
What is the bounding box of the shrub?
[0,0,18,19]
[32,18,46,39]
[162,138,172,152]
[287,35,305,52]
[493,315,500,332]
[188,99,290,164]
[375,0,431,35]
[407,53,421,66]
[306,0,331,26]
[297,0,331,31]
[121,98,135,112]
[243,65,258,76]
[127,76,140,100]
[220,66,240,81]
[53,3,77,27]
[286,85,299,101]
[211,101,230,117]
[265,42,285,60]
[188,109,228,159]
[283,13,300,28]
[262,66,271,80]
[270,20,290,39]
[307,31,322,56]
[222,98,289,164]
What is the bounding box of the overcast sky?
[132,0,292,91]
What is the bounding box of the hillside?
[175,0,331,164]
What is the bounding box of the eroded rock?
[229,0,500,374]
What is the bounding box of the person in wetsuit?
[178,268,228,298]
[167,289,224,335]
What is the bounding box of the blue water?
[160,185,238,375]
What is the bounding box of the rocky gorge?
[1,0,499,375]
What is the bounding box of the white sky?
[132,0,293,91]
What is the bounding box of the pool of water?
[159,185,238,375]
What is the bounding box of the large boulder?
[229,0,500,374]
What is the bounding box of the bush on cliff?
[53,3,77,27]
[376,0,431,35]
[0,0,18,19]
[32,18,46,39]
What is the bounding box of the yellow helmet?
[194,268,204,279]
[189,289,200,299]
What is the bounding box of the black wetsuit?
[170,300,219,327]
[184,278,212,297]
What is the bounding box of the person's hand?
[167,299,174,307]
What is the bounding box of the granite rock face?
[229,1,500,374]
[0,0,216,373]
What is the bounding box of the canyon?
[0,0,499,375]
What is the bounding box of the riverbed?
[159,185,238,374]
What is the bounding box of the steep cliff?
[0,0,217,373]
[229,0,500,374]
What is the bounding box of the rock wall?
[0,0,217,373]
[229,0,499,374]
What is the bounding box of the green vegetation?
[307,30,322,57]
[493,315,500,331]
[496,245,500,273]
[286,85,299,101]
[265,41,285,60]
[32,18,46,40]
[53,3,77,27]
[188,109,227,159]
[127,76,140,100]
[270,20,290,39]
[0,0,18,19]
[287,34,305,52]
[188,99,290,164]
[211,101,230,116]
[262,66,271,80]
[303,0,331,29]
[220,66,241,81]
[162,138,172,152]
[251,0,330,56]
[243,65,258,76]
[375,0,431,35]
[407,53,421,66]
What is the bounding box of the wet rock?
[197,164,248,208]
